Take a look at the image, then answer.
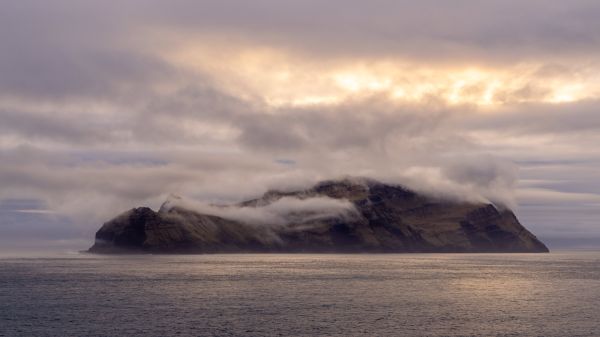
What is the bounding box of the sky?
[1,0,599,252]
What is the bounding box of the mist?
[160,195,359,227]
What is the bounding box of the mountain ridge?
[89,178,549,253]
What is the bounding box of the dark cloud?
[466,100,600,135]
[0,1,177,100]
[136,0,600,63]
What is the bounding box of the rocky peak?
[89,177,549,254]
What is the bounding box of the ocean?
[1,252,599,337]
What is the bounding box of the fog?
[161,195,359,227]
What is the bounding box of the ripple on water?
[1,252,599,337]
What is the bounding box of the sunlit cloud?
[164,43,600,108]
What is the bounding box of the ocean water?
[1,252,599,337]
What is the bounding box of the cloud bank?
[161,195,359,227]
[1,0,600,250]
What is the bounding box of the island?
[88,178,549,254]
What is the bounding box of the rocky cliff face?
[88,178,549,253]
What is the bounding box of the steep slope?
[89,178,548,253]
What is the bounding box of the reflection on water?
[1,252,599,336]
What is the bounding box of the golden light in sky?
[166,44,600,108]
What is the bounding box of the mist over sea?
[1,252,599,337]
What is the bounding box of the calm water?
[1,252,599,337]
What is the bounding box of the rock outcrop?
[88,178,548,253]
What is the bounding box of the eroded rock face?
[89,178,549,254]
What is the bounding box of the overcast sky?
[1,0,599,252]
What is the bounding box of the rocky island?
[89,178,548,254]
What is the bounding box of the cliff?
[88,178,548,253]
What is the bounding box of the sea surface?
[1,251,599,337]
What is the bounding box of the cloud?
[161,195,359,227]
[1,0,600,249]
[465,100,600,135]
[139,0,600,63]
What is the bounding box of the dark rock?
[88,178,548,254]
